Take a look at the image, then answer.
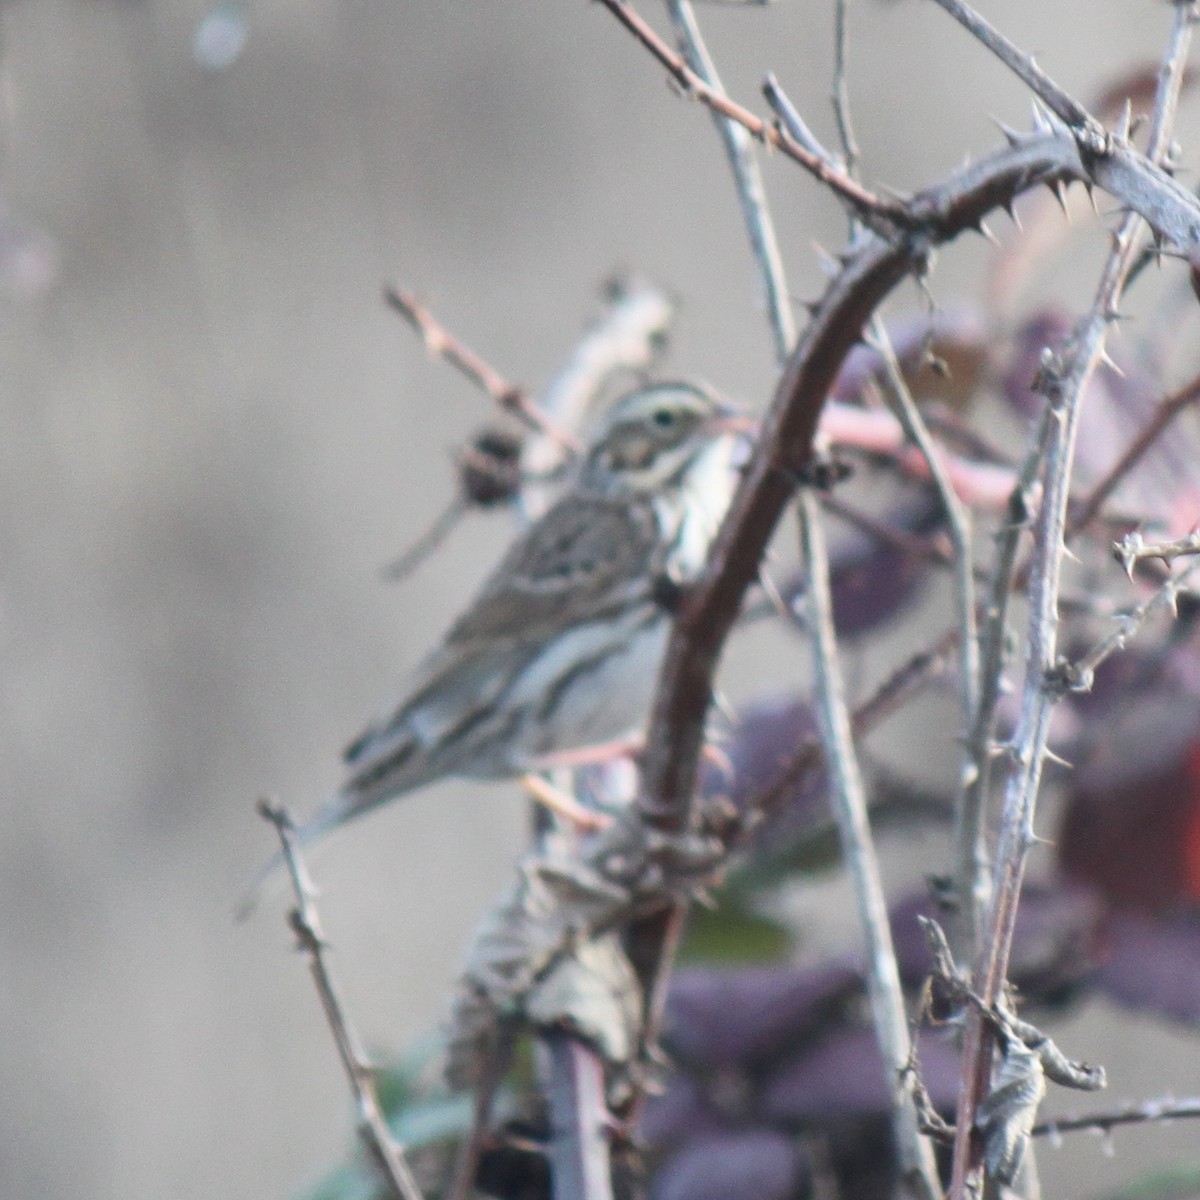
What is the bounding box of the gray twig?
[799,491,942,1200]
[1067,562,1200,691]
[763,74,836,169]
[868,319,980,729]
[923,0,1101,135]
[257,799,426,1200]
[831,0,860,175]
[1034,1097,1200,1140]
[666,0,795,361]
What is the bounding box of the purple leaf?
[710,693,826,825]
[664,961,863,1069]
[640,1075,725,1150]
[1060,726,1200,912]
[1002,310,1200,532]
[889,882,1102,1005]
[1096,909,1200,1024]
[762,1027,960,1122]
[651,1129,806,1200]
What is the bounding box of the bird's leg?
[527,736,646,770]
[529,736,733,779]
[519,773,613,833]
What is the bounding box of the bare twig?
[383,286,578,449]
[869,318,980,727]
[763,74,834,168]
[380,497,468,583]
[923,0,1200,266]
[947,9,1197,1196]
[596,0,904,232]
[740,627,959,829]
[820,400,1023,511]
[666,0,795,361]
[831,0,860,175]
[1115,528,1200,574]
[258,799,426,1200]
[924,0,1098,134]
[798,490,941,1200]
[1033,1097,1200,1139]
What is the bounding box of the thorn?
[1097,348,1125,376]
[1083,183,1098,215]
[1043,746,1074,769]
[1024,826,1057,849]
[1061,542,1082,565]
[1002,198,1023,231]
[992,116,1024,147]
[975,219,1001,247]
[1046,180,1072,219]
[1030,99,1054,134]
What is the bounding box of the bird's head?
[581,381,751,496]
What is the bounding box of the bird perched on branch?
[248,381,749,899]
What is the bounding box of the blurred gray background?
[2,2,1198,1198]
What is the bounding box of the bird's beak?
[707,404,759,439]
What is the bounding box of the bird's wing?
[341,494,661,767]
[442,492,662,644]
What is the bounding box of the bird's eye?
[652,407,677,428]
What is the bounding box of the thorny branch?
[918,918,1105,1186]
[1114,529,1200,576]
[661,15,937,1192]
[595,4,1200,1198]
[258,800,426,1200]
[950,401,1056,962]
[622,0,800,1147]
[945,6,1197,1198]
[322,5,1200,1199]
